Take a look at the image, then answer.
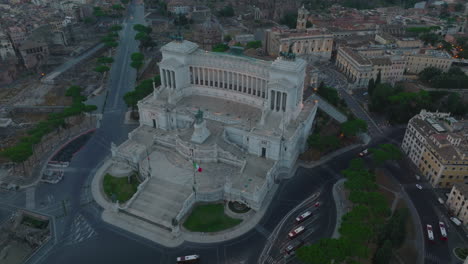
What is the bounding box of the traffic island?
[183,203,242,232]
[454,247,468,261]
[102,173,140,203]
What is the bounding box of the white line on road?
[25,187,35,209]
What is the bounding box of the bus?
[176,255,200,263]
[295,211,312,223]
[288,226,305,239]
[284,240,304,255]
[439,222,448,241]
[426,224,434,242]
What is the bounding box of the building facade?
[401,110,468,188]
[406,50,453,74]
[446,183,468,226]
[112,40,318,230]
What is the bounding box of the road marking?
[255,225,270,238]
[25,187,35,209]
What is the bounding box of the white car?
[416,184,423,190]
[426,224,434,241]
[288,226,305,239]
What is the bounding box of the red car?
[314,202,320,207]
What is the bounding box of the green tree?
[419,33,441,45]
[368,78,375,95]
[104,41,119,48]
[373,240,392,264]
[109,24,123,31]
[94,65,110,73]
[306,20,313,28]
[419,67,443,82]
[218,5,234,17]
[93,6,106,17]
[131,52,144,61]
[131,60,143,70]
[341,119,368,137]
[121,0,129,3]
[174,14,189,26]
[123,91,139,112]
[112,4,125,11]
[133,24,152,34]
[370,144,402,165]
[224,35,232,42]
[280,12,298,29]
[375,70,381,86]
[212,43,229,52]
[246,41,262,49]
[317,85,339,106]
[97,56,114,64]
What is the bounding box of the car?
[415,174,421,180]
[437,198,445,204]
[450,217,462,226]
[358,149,369,157]
[426,224,434,241]
[176,255,200,263]
[416,184,423,190]
[295,211,312,223]
[314,202,320,207]
[288,226,305,239]
[439,222,448,241]
[284,240,304,255]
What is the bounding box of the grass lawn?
[455,248,468,260]
[183,203,242,232]
[103,173,140,203]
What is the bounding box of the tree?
[121,0,129,4]
[370,144,402,165]
[280,12,298,29]
[341,119,368,137]
[133,24,151,34]
[246,41,262,49]
[419,33,441,45]
[212,43,229,52]
[317,85,340,106]
[368,78,375,95]
[419,67,442,82]
[97,56,114,64]
[131,52,144,61]
[375,70,381,86]
[94,65,110,73]
[174,14,189,26]
[454,3,465,12]
[218,5,234,17]
[123,91,139,112]
[131,60,143,70]
[104,41,119,48]
[306,20,313,28]
[224,35,232,42]
[112,4,125,11]
[109,24,123,31]
[93,6,106,17]
[373,240,392,264]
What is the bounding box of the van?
[450,217,462,226]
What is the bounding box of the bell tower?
[296,5,309,30]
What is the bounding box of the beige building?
[401,110,468,188]
[446,183,468,226]
[335,47,406,88]
[406,49,453,74]
[264,27,333,59]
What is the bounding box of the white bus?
[295,211,312,223]
[288,226,305,239]
[176,255,200,263]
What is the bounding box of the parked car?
[295,211,312,223]
[450,217,462,226]
[438,198,445,204]
[416,184,423,190]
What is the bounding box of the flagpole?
[191,148,196,198]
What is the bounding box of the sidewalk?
[299,143,362,169]
[331,178,350,238]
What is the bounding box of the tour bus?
[288,226,305,239]
[426,224,434,242]
[439,222,448,241]
[295,211,312,223]
[284,240,304,255]
[176,255,200,263]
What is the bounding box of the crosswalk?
[64,213,97,246]
[25,187,35,209]
[425,252,445,264]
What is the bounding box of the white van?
[450,217,462,226]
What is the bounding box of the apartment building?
[401,110,468,188]
[446,183,468,226]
